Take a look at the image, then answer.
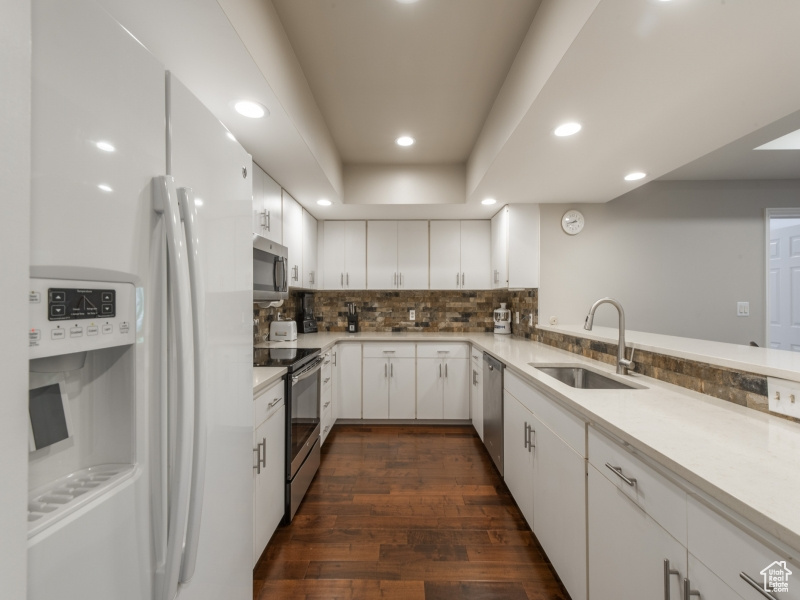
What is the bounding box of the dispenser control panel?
[29,277,136,359]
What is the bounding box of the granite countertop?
[254,331,800,554]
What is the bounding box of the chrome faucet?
[584,297,635,375]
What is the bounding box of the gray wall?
[539,180,800,345]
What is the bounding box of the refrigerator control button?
[101,324,113,335]
[29,329,41,344]
[101,303,114,315]
[50,305,66,318]
[51,328,65,340]
[100,291,114,303]
[119,322,130,334]
[87,325,99,336]
[29,291,41,303]
[69,326,83,338]
[49,290,66,303]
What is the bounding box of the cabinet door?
[416,358,443,419]
[367,221,398,290]
[262,170,283,244]
[686,553,746,600]
[362,357,390,419]
[302,209,317,289]
[443,358,469,419]
[323,221,346,289]
[470,351,483,440]
[389,358,416,419]
[532,417,587,600]
[429,221,461,290]
[282,191,303,286]
[344,221,367,290]
[252,163,265,236]
[397,221,429,289]
[588,464,686,600]
[503,393,533,528]
[254,405,285,567]
[490,206,508,289]
[460,220,490,290]
[334,344,362,418]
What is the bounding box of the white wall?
[0,0,31,595]
[344,164,466,206]
[539,180,800,346]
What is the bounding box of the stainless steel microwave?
[253,234,288,301]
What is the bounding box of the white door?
[344,221,367,289]
[443,358,469,419]
[588,465,686,600]
[491,207,508,289]
[323,221,346,289]
[686,554,745,600]
[261,169,283,244]
[397,221,429,289]
[532,417,587,600]
[460,220,491,290]
[362,358,390,419]
[416,358,443,419]
[768,220,800,350]
[252,164,265,236]
[389,358,416,419]
[367,221,398,290]
[253,405,284,567]
[429,221,461,290]
[470,351,483,440]
[503,393,533,528]
[282,191,303,286]
[302,210,317,289]
[334,344,362,418]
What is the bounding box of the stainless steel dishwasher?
[482,353,504,476]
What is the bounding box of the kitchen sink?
[530,364,639,390]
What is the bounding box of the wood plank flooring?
[254,424,570,600]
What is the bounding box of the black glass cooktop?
[253,347,320,371]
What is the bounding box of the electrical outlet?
[515,311,520,324]
[768,377,800,419]
[737,301,750,317]
[409,309,416,320]
[549,316,558,326]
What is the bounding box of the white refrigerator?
[28,1,253,599]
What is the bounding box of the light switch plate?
[768,376,800,419]
[737,301,750,316]
[409,309,415,320]
[515,311,520,324]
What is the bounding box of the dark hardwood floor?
[254,424,569,600]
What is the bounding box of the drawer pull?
[740,572,779,599]
[605,463,637,487]
[683,579,700,599]
[663,559,680,600]
[267,397,281,408]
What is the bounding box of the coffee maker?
[296,293,317,334]
[346,302,359,333]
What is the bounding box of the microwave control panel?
[29,278,136,359]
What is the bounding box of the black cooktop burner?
[253,347,321,371]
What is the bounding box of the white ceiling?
[271,0,541,164]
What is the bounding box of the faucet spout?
[584,297,634,375]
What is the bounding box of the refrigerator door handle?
[153,175,196,600]
[177,186,208,584]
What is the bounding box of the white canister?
[494,302,512,335]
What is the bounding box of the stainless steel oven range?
[253,347,323,522]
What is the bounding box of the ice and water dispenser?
[27,276,138,536]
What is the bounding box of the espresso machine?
[296,293,317,334]
[346,302,359,333]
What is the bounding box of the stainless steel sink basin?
[530,364,639,390]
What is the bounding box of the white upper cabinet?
[252,164,282,244]
[322,221,366,290]
[490,204,540,289]
[302,209,317,289]
[367,221,428,290]
[282,190,303,286]
[429,221,490,290]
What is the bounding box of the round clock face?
[561,210,584,235]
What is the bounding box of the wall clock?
[561,209,584,235]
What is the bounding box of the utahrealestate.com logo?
[761,561,792,594]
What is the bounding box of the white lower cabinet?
[416,344,469,420]
[470,347,483,440]
[320,349,334,444]
[503,392,534,528]
[362,344,416,419]
[333,343,362,418]
[253,380,285,567]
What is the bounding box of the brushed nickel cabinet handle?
[664,559,680,600]
[605,463,637,487]
[740,572,779,599]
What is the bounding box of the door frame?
[764,208,800,348]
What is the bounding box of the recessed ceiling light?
[396,0,420,4]
[554,122,582,137]
[624,172,647,181]
[317,198,332,206]
[96,141,115,152]
[234,100,268,119]
[97,184,113,192]
[481,198,497,205]
[396,136,415,147]
[194,198,204,206]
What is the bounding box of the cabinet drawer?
[254,379,284,428]
[506,370,585,456]
[688,496,799,599]
[322,350,333,379]
[588,426,687,545]
[471,346,483,364]
[321,384,333,414]
[416,343,469,359]
[363,343,416,359]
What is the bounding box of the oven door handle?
[291,356,325,385]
